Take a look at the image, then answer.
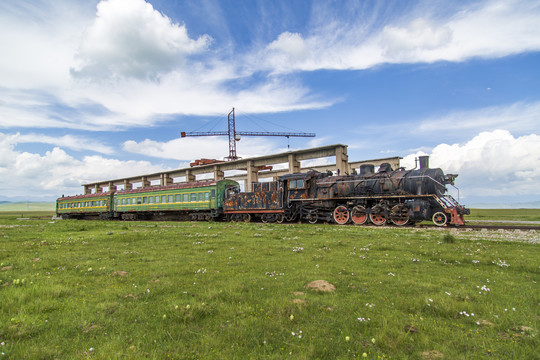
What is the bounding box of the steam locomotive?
[57,156,468,226]
[224,156,469,226]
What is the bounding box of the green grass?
[0,216,538,359]
[467,208,540,222]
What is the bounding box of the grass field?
[0,202,55,212]
[0,212,538,359]
[467,208,540,222]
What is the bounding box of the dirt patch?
[404,325,418,333]
[478,319,495,327]
[1,265,13,271]
[293,291,305,296]
[111,271,128,277]
[421,350,444,359]
[292,299,307,305]
[83,324,101,333]
[306,280,336,292]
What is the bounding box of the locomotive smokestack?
[419,156,429,169]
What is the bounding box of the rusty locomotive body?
[224,156,469,226]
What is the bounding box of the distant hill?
[0,201,56,211]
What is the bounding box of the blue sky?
[0,0,539,206]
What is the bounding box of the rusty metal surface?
[224,181,283,211]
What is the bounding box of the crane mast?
[181,108,316,161]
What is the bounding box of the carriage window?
[149,196,153,204]
[168,195,174,203]
[198,193,203,201]
[137,197,142,205]
[204,192,210,201]
[143,197,147,204]
[183,194,189,202]
[211,190,215,198]
[162,195,167,203]
[175,194,181,202]
[190,193,197,202]
[155,196,160,203]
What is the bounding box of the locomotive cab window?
[288,179,305,189]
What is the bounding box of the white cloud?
[402,130,540,199]
[418,101,540,134]
[71,0,211,80]
[260,0,540,73]
[0,132,166,199]
[123,136,279,161]
[14,133,114,154]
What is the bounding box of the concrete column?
[213,165,224,181]
[94,184,103,193]
[335,146,349,175]
[288,154,300,173]
[185,170,195,182]
[141,176,150,188]
[84,185,92,195]
[108,182,117,191]
[160,173,173,186]
[246,160,258,192]
[123,180,133,190]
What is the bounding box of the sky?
[1,0,539,207]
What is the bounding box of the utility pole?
[181,108,315,161]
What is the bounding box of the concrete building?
[83,144,401,194]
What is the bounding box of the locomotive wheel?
[432,212,448,226]
[242,214,252,223]
[369,206,386,226]
[307,213,318,224]
[262,214,269,223]
[390,204,409,226]
[333,206,349,225]
[351,206,368,225]
[276,214,285,223]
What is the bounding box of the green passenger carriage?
[56,192,114,219]
[114,179,238,220]
[55,179,239,221]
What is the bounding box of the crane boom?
[181,108,316,160]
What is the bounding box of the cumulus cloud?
[0,132,166,199]
[260,0,540,73]
[71,0,211,80]
[401,130,540,199]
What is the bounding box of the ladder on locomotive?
[432,194,461,210]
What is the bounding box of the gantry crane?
[181,108,316,161]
